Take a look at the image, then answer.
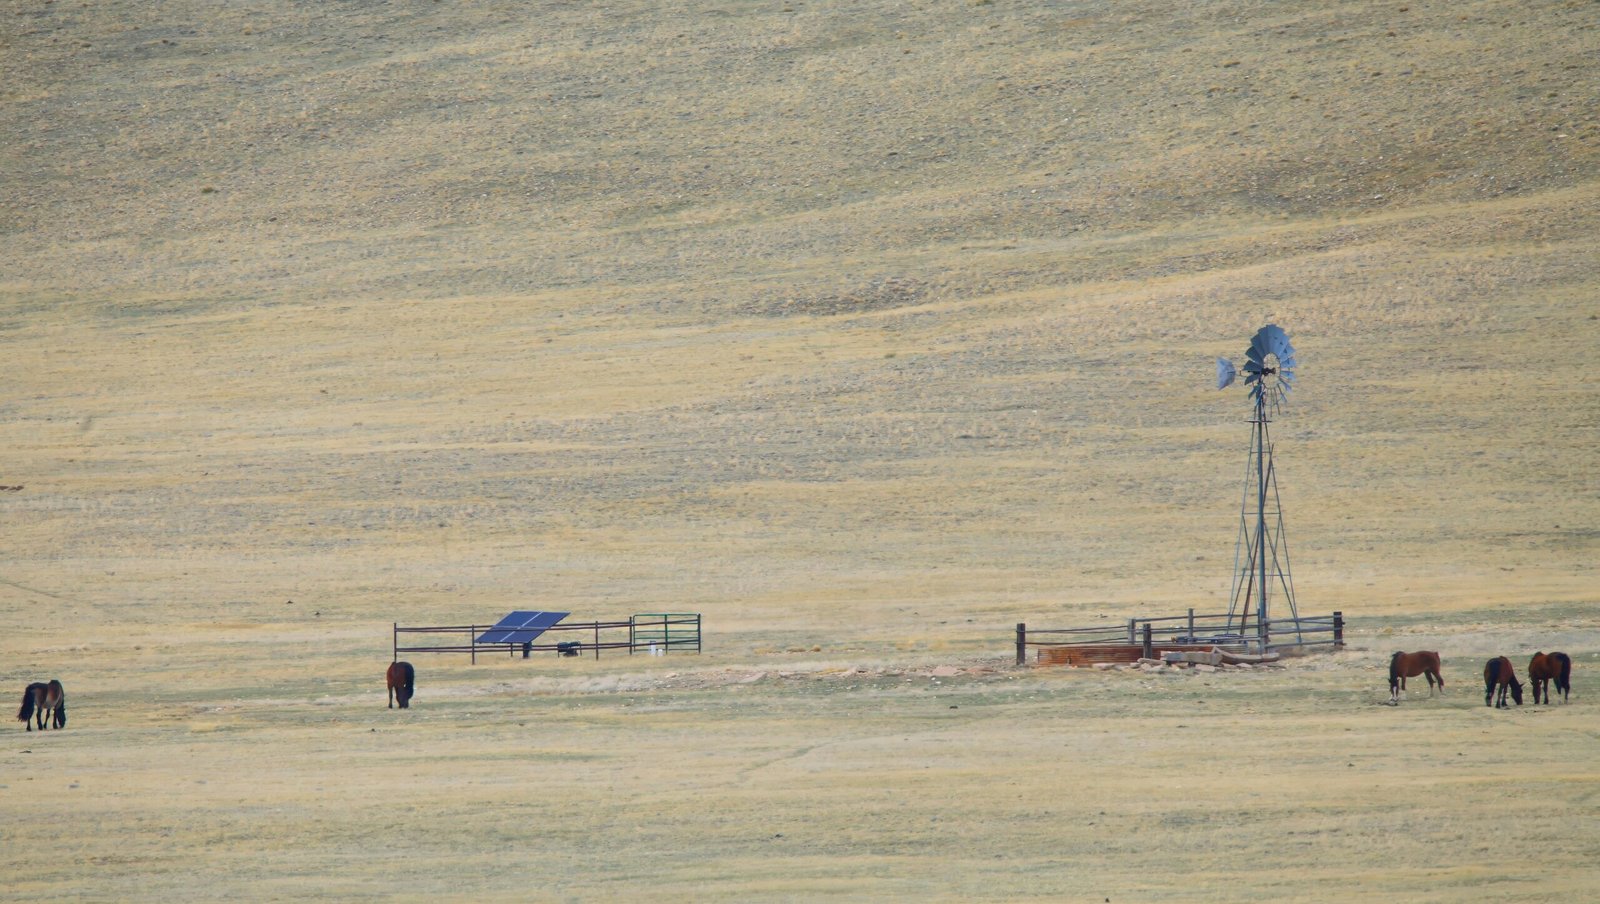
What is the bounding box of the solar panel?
[475,610,570,645]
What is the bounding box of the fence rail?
[394,614,701,663]
[1016,610,1344,665]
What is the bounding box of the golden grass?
[3,0,1598,899]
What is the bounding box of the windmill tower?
[1215,325,1300,650]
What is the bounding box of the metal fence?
[1015,609,1344,665]
[394,613,701,664]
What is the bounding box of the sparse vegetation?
[1,0,1597,899]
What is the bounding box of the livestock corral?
[1017,610,1345,666]
[393,612,703,662]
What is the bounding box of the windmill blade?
[1250,324,1292,362]
[1216,358,1237,390]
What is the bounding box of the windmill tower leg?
[1255,397,1271,649]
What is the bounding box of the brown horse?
[1528,652,1571,704]
[387,661,415,709]
[16,680,66,731]
[1389,651,1444,704]
[1483,656,1524,708]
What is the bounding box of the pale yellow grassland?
[2,0,1598,900]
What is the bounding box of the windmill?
[1215,325,1300,650]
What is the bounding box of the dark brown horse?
[1389,651,1444,704]
[16,680,66,731]
[1528,652,1572,704]
[387,661,415,709]
[1483,656,1523,708]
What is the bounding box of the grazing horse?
[1389,651,1444,704]
[1528,652,1572,704]
[1483,656,1524,708]
[16,680,66,731]
[387,661,415,709]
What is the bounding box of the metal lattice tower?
[1216,325,1300,649]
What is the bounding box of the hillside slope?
[2,0,1596,647]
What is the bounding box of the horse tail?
[1430,652,1443,688]
[1556,652,1572,694]
[1484,659,1497,705]
[17,686,35,724]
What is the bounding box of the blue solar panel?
[475,611,569,645]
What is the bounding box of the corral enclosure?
[2,0,1599,900]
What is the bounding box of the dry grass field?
[3,0,1598,900]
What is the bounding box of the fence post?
[1127,619,1136,644]
[594,622,600,659]
[1142,622,1154,660]
[1187,608,1194,640]
[1333,611,1344,648]
[470,626,476,665]
[1016,623,1026,666]
[393,622,398,663]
